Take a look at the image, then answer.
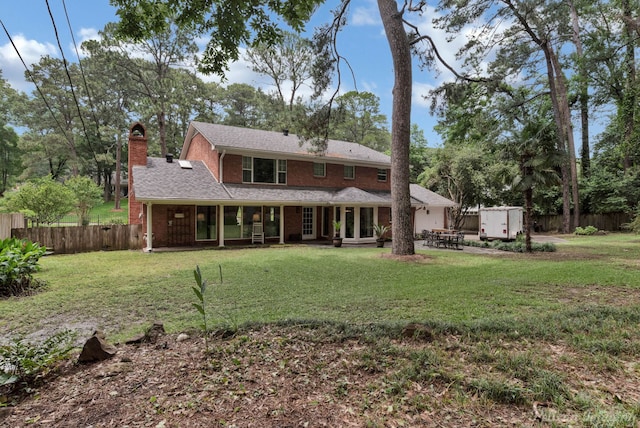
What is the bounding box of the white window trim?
[313,162,326,177]
[242,156,287,184]
[344,165,355,180]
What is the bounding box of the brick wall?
[184,134,220,180]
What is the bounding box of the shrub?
[0,330,76,399]
[0,238,47,297]
[622,208,640,234]
[575,226,598,235]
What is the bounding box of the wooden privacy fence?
[0,213,27,239]
[461,212,633,233]
[12,224,144,254]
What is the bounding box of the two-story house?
[127,121,456,250]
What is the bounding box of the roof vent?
[283,129,289,136]
[166,154,174,163]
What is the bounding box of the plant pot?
[376,239,385,248]
[332,237,343,247]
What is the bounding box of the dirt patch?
[3,323,640,427]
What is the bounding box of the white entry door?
[302,207,316,240]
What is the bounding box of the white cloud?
[412,81,436,109]
[0,34,57,92]
[352,4,379,27]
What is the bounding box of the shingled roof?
[181,121,391,167]
[133,161,455,208]
[132,158,231,202]
[409,184,457,207]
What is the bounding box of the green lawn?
[2,233,639,341]
[3,233,640,425]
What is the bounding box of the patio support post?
[218,204,225,247]
[279,205,285,244]
[145,203,153,252]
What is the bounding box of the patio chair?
[252,222,264,244]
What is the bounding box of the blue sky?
[0,1,475,146]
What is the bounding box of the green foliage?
[575,226,599,235]
[332,220,341,237]
[465,238,556,253]
[192,264,224,352]
[113,0,324,77]
[3,176,75,225]
[581,168,640,214]
[65,176,103,226]
[192,265,209,352]
[330,91,391,152]
[0,330,76,394]
[373,223,389,239]
[0,238,47,297]
[622,207,640,234]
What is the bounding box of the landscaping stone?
[77,331,117,363]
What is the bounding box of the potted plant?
[373,223,390,248]
[332,220,343,247]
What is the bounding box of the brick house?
[127,121,456,250]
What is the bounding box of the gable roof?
[409,184,457,207]
[180,121,391,167]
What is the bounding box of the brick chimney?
[128,122,147,225]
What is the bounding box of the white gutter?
[219,150,226,183]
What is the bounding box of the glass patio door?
[302,207,316,240]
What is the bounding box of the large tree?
[330,91,391,152]
[99,21,199,157]
[436,0,581,233]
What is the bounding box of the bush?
[465,239,556,253]
[0,330,76,400]
[0,238,47,297]
[622,208,640,234]
[575,226,598,235]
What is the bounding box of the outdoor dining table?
[422,230,464,250]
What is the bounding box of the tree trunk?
[378,0,414,255]
[543,44,572,233]
[549,49,580,230]
[114,132,122,209]
[524,181,533,253]
[621,0,637,172]
[569,0,590,177]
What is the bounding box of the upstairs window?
[242,156,287,184]
[344,165,355,180]
[313,162,326,177]
[377,169,388,182]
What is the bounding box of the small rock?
[176,333,189,342]
[78,332,117,363]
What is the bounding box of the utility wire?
[0,18,76,148]
[62,0,101,134]
[45,0,99,166]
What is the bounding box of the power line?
[0,18,76,149]
[45,0,99,166]
[62,0,101,133]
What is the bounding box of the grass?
[0,233,638,341]
[2,232,640,423]
[52,199,129,226]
